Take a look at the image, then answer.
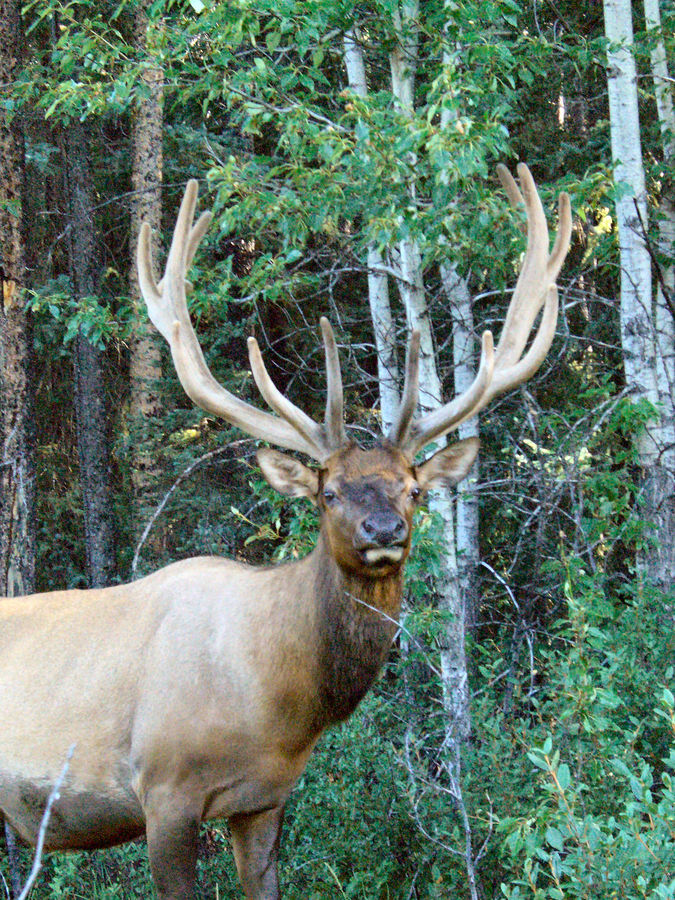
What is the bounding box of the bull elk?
[0,164,571,899]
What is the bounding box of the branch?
[17,746,75,900]
[132,441,254,574]
[632,198,675,324]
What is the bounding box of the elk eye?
[409,485,421,501]
[323,487,338,504]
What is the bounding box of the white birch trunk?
[389,3,470,740]
[439,38,480,628]
[644,0,675,587]
[644,0,675,424]
[440,262,480,625]
[605,0,675,588]
[343,29,400,432]
[604,0,658,448]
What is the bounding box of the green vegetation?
[1,0,674,896]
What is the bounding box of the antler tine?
[320,318,348,448]
[136,180,329,461]
[139,181,200,342]
[388,331,420,446]
[157,210,213,296]
[548,192,572,282]
[396,163,571,457]
[247,337,329,460]
[137,223,162,313]
[168,325,320,456]
[185,211,213,269]
[497,163,527,236]
[486,286,558,398]
[405,331,494,456]
[493,163,550,369]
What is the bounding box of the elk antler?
[389,163,572,457]
[136,181,347,463]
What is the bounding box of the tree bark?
[0,0,35,602]
[389,2,471,742]
[129,0,164,545]
[63,120,117,587]
[439,35,480,629]
[343,28,400,433]
[1,0,33,889]
[604,0,675,590]
[440,263,480,627]
[644,0,675,589]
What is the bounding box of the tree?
[63,120,117,587]
[1,0,36,891]
[0,0,35,600]
[603,0,675,590]
[128,0,165,547]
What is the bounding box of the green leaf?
[556,764,571,790]
[546,827,564,851]
[527,751,548,771]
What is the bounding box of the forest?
[0,0,674,897]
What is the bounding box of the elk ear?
[416,437,480,490]
[257,448,319,501]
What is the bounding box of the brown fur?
[0,437,479,899]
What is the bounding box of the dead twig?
[132,441,253,574]
[632,198,675,324]
[17,745,75,900]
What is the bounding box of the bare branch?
[17,746,75,900]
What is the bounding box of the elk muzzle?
[355,510,409,566]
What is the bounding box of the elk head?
[137,165,571,580]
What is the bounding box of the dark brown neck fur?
[309,533,404,726]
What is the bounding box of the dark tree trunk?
[1,0,34,891]
[63,121,117,587]
[128,0,165,551]
[0,0,35,600]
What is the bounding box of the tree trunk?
[438,35,480,629]
[389,2,471,741]
[1,0,33,890]
[644,0,675,589]
[63,121,117,587]
[129,0,164,547]
[604,0,675,590]
[440,262,480,627]
[343,28,400,433]
[0,0,35,602]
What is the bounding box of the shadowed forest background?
[1,0,674,897]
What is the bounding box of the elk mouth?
[360,546,406,567]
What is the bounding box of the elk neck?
[299,530,404,728]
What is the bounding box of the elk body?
[0,165,571,899]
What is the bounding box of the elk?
[0,164,570,899]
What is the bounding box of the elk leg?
[145,797,201,900]
[229,805,285,900]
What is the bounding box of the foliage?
[2,0,674,896]
[497,582,675,900]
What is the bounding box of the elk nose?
[359,512,408,546]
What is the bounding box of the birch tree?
[603,0,675,589]
[388,1,471,746]
[438,44,480,629]
[342,6,471,744]
[343,27,400,433]
[340,11,486,892]
[644,0,675,521]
